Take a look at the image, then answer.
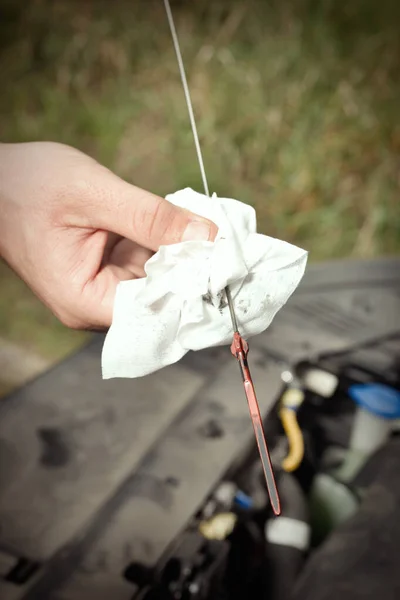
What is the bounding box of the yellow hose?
[280,388,305,472]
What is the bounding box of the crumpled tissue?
[102,188,308,378]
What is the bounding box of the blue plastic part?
[234,490,253,510]
[348,383,400,420]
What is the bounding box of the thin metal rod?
[231,333,281,515]
[164,0,238,330]
[163,0,210,197]
[163,0,281,517]
[225,286,239,332]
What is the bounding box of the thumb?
[89,170,218,251]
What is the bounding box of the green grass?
[0,261,88,360]
[0,0,399,360]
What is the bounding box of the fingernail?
[182,220,211,242]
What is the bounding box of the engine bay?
[126,358,400,600]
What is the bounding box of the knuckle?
[133,196,179,247]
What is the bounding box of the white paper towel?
[102,188,308,378]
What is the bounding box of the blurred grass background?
[0,0,399,374]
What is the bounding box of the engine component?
[292,438,400,600]
[265,473,310,600]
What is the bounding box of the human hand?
[0,142,217,329]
